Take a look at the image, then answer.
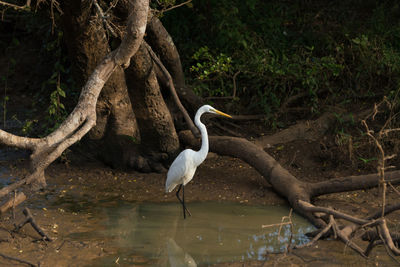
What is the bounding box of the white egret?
[165,105,232,219]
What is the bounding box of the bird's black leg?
[175,184,191,219]
[182,184,192,217]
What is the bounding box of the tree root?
[0,252,37,267]
[145,41,200,137]
[14,208,52,242]
[179,130,400,257]
[0,0,149,199]
[0,192,26,215]
[296,200,400,257]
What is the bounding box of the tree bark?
[126,42,179,155]
[179,130,400,229]
[61,0,139,140]
[146,16,202,112]
[0,0,149,196]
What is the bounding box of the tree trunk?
[61,0,181,170]
[125,42,180,156]
[61,0,139,139]
[146,15,202,112]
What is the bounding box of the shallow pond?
[67,201,314,266]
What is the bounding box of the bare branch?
[297,200,369,225]
[0,252,37,267]
[294,215,334,249]
[145,41,200,137]
[0,0,150,199]
[0,129,40,150]
[367,202,400,220]
[93,0,118,37]
[0,192,26,214]
[0,0,31,10]
[378,219,400,255]
[14,208,52,241]
[161,0,192,13]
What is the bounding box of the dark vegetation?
[161,0,400,172]
[164,0,400,118]
[2,1,400,160]
[6,0,399,165]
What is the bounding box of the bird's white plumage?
[166,149,198,192]
[165,105,231,199]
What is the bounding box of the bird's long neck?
[194,110,209,166]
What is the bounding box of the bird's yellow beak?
[213,109,232,118]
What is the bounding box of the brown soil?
[0,140,399,266]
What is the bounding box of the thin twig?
[294,215,334,249]
[0,252,37,267]
[93,0,118,37]
[145,42,200,137]
[0,0,30,10]
[367,202,400,220]
[388,182,400,196]
[0,192,26,215]
[262,222,291,228]
[162,0,192,13]
[14,208,52,241]
[205,71,240,101]
[362,119,387,218]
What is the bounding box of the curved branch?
[181,130,400,233]
[367,202,400,220]
[0,0,30,10]
[146,15,202,110]
[179,131,325,227]
[0,129,39,150]
[0,0,150,198]
[310,171,400,198]
[298,200,369,225]
[114,0,149,68]
[145,42,200,137]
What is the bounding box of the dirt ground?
[0,138,399,266]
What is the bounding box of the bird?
[165,105,232,219]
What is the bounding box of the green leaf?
[58,88,66,98]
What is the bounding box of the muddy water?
[66,202,314,266]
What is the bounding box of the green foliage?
[22,119,38,135]
[190,46,233,97]
[246,46,343,118]
[358,157,377,165]
[38,29,71,134]
[1,8,74,136]
[162,0,400,124]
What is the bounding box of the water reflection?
[71,202,314,266]
[167,238,197,267]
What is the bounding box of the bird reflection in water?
[167,238,197,267]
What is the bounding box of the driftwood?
[0,192,26,214]
[14,208,52,241]
[296,200,400,258]
[0,252,37,267]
